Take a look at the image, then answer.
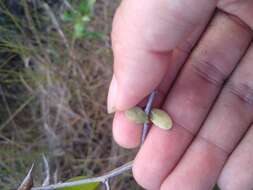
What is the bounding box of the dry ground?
[0,0,142,189]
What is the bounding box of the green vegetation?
[62,0,102,39]
[0,0,139,189]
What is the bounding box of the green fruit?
[150,109,173,130]
[125,107,148,124]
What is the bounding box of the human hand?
[108,0,253,189]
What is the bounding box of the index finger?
[108,0,217,112]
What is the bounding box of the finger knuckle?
[226,81,253,106]
[191,56,228,86]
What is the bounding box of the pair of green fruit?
[125,107,173,130]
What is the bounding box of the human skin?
[108,0,253,189]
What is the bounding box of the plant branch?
[104,180,111,190]
[141,91,156,144]
[31,161,133,190]
[62,0,75,12]
[42,3,70,49]
[31,91,156,190]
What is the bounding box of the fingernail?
[107,75,118,113]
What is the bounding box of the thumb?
[108,0,216,113]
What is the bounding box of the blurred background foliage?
[0,0,140,189]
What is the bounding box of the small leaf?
[79,0,96,15]
[150,109,173,130]
[81,16,90,22]
[62,11,75,22]
[82,31,104,40]
[57,176,100,190]
[74,22,85,38]
[125,107,148,124]
[17,163,34,190]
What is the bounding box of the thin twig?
[0,95,35,131]
[62,0,75,12]
[42,155,50,186]
[104,180,111,190]
[31,92,156,190]
[42,3,70,49]
[31,161,133,190]
[0,86,19,134]
[18,163,34,190]
[141,91,156,144]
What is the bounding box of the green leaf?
[125,107,148,124]
[57,176,100,190]
[79,0,96,15]
[62,11,75,22]
[82,31,104,40]
[150,109,173,130]
[81,16,90,22]
[74,22,85,38]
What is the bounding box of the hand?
[108,0,253,189]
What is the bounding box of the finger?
[132,12,253,190]
[218,0,253,29]
[161,138,227,190]
[113,26,207,148]
[161,43,253,190]
[113,111,142,149]
[108,0,217,112]
[218,124,253,190]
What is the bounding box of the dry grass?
[0,1,141,189]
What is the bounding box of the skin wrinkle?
[222,12,252,32]
[218,0,253,30]
[192,46,253,189]
[170,119,230,155]
[226,82,253,106]
[168,92,250,155]
[190,57,228,86]
[199,94,253,154]
[166,0,217,24]
[218,0,247,13]
[224,45,253,106]
[160,138,228,190]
